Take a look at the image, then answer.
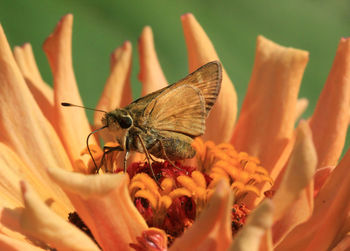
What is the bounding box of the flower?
[0,12,349,251]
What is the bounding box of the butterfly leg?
[96,145,123,174]
[124,151,129,173]
[137,134,162,188]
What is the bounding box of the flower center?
[81,138,272,247]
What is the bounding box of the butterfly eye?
[119,115,133,129]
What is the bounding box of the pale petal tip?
[181,13,194,20]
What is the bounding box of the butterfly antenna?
[86,126,108,172]
[61,102,107,114]
[61,102,108,172]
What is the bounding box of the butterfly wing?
[172,61,222,116]
[128,61,222,116]
[143,84,206,136]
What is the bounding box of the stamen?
[192,138,272,202]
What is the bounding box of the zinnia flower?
[0,12,349,251]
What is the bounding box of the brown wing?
[172,61,222,116]
[143,84,206,136]
[128,61,222,117]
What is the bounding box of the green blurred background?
[1,0,349,152]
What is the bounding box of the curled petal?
[43,14,95,162]
[276,146,350,250]
[20,181,100,251]
[232,36,309,178]
[0,25,73,194]
[181,13,237,143]
[13,43,55,126]
[230,199,274,251]
[47,167,148,251]
[309,38,350,171]
[170,180,233,251]
[272,121,316,221]
[95,41,132,124]
[94,41,133,142]
[138,26,167,96]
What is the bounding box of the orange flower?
[0,12,349,251]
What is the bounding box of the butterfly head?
[102,109,133,130]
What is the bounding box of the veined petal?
[13,43,55,127]
[309,38,350,172]
[138,26,168,96]
[276,146,350,250]
[94,41,133,142]
[0,24,73,189]
[232,36,308,180]
[170,180,233,251]
[181,13,237,144]
[0,233,44,251]
[43,14,96,162]
[230,199,274,251]
[20,181,100,251]
[47,167,148,251]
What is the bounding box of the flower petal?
[232,36,309,178]
[332,233,350,251]
[276,146,350,250]
[94,41,133,141]
[0,233,44,251]
[138,26,167,96]
[47,167,148,250]
[295,98,308,121]
[19,181,100,251]
[0,143,72,216]
[0,24,73,183]
[170,180,233,251]
[272,120,316,221]
[309,38,350,173]
[230,199,274,251]
[13,43,55,126]
[181,13,237,143]
[43,14,96,162]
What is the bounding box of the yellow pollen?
[177,171,211,216]
[192,138,273,202]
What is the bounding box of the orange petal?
[47,167,148,250]
[94,41,133,142]
[138,26,167,96]
[181,13,237,143]
[230,199,274,251]
[19,181,100,251]
[309,38,350,170]
[13,43,55,126]
[170,180,233,251]
[314,166,334,196]
[276,146,350,250]
[332,233,350,251]
[295,98,308,121]
[271,121,316,221]
[43,14,95,162]
[0,143,72,216]
[0,233,44,251]
[232,36,309,177]
[0,25,72,172]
